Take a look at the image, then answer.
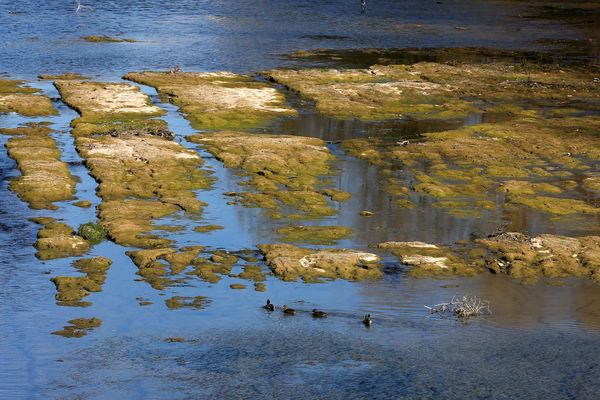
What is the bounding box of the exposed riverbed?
[1,1,599,399]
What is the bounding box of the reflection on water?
[0,0,588,80]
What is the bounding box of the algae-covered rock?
[51,317,102,338]
[230,283,247,289]
[477,232,600,285]
[56,80,212,249]
[125,71,296,130]
[194,224,224,233]
[34,221,90,260]
[165,295,209,310]
[54,80,166,137]
[276,225,353,245]
[73,200,92,208]
[50,257,111,306]
[189,131,342,218]
[265,65,475,120]
[379,241,479,278]
[238,265,266,282]
[258,243,381,282]
[1,124,76,209]
[0,79,57,116]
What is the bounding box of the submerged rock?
[276,225,353,245]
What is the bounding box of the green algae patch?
[34,220,90,260]
[276,225,353,245]
[1,123,77,209]
[50,257,111,306]
[38,73,90,81]
[82,35,137,43]
[265,65,476,120]
[165,295,209,310]
[51,317,102,338]
[258,243,382,282]
[189,131,343,218]
[56,80,213,248]
[0,79,57,116]
[77,222,108,244]
[124,71,297,131]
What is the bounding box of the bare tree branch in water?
[76,0,93,14]
[425,295,491,321]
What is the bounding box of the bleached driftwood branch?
[425,295,491,321]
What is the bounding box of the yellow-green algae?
[1,123,76,209]
[165,295,209,310]
[378,241,479,278]
[51,317,102,338]
[258,244,381,282]
[127,247,203,290]
[267,61,600,120]
[33,219,90,260]
[194,224,224,233]
[51,257,111,306]
[124,71,297,130]
[276,225,353,245]
[55,80,212,248]
[269,61,600,218]
[230,283,247,289]
[0,79,57,116]
[189,131,348,218]
[476,232,600,285]
[265,65,476,120]
[343,116,600,218]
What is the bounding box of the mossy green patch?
[276,225,353,245]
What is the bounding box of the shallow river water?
[1,1,600,399]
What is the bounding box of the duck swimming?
[363,314,373,326]
[312,309,327,318]
[263,299,275,311]
[282,304,296,315]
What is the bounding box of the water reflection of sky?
[0,0,586,79]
